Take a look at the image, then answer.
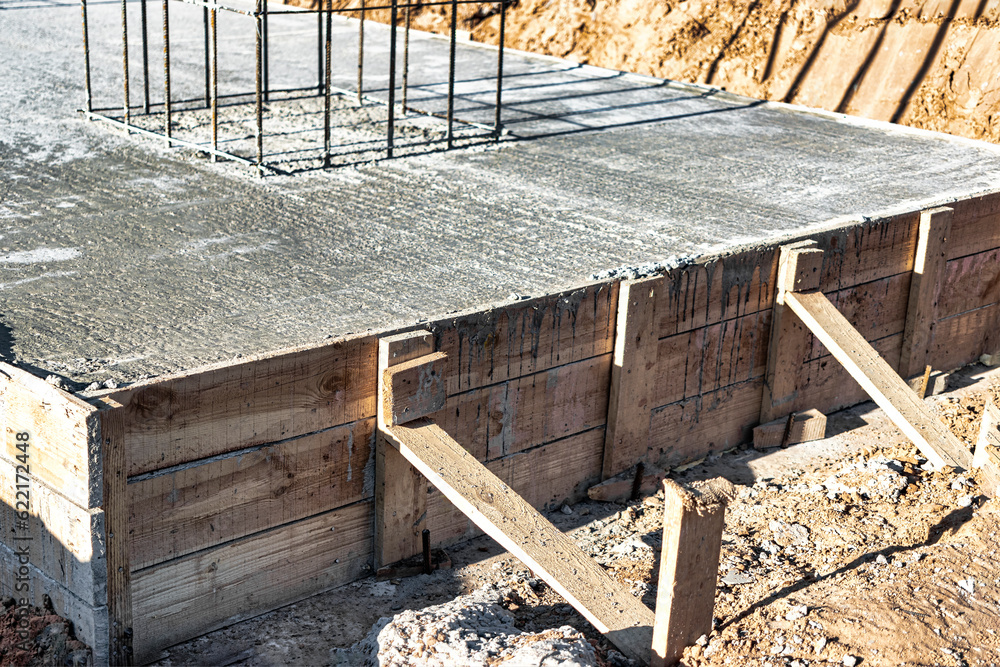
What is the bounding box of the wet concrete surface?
[4,0,1000,385]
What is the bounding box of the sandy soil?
[291,0,1000,145]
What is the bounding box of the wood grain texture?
[437,284,618,396]
[130,419,373,570]
[0,362,102,509]
[974,400,1000,496]
[382,352,448,427]
[106,336,377,477]
[786,291,971,470]
[753,409,827,449]
[938,247,1000,319]
[131,500,373,663]
[930,303,1000,372]
[376,332,434,568]
[651,478,732,667]
[760,242,824,423]
[604,277,661,479]
[899,207,953,379]
[0,457,105,606]
[384,420,653,663]
[808,272,910,362]
[948,192,1000,260]
[815,213,919,292]
[99,406,133,665]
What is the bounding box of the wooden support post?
[383,418,655,663]
[974,399,1000,496]
[899,207,953,380]
[760,241,824,423]
[604,276,661,480]
[651,477,734,667]
[785,289,971,471]
[752,408,827,449]
[375,331,434,568]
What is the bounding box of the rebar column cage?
[80,0,510,174]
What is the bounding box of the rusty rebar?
[323,0,332,167]
[317,2,324,93]
[262,0,270,102]
[387,0,398,158]
[203,7,211,107]
[401,5,410,110]
[211,8,218,161]
[357,0,365,102]
[121,0,130,130]
[447,0,457,148]
[255,0,264,167]
[162,0,171,144]
[494,0,505,137]
[81,0,93,111]
[140,0,150,113]
[630,462,645,501]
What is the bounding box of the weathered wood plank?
[929,303,1000,373]
[129,419,373,570]
[815,213,919,292]
[937,248,1000,320]
[786,290,971,470]
[603,277,661,479]
[437,284,618,396]
[0,458,105,606]
[98,405,133,665]
[384,420,654,663]
[900,207,953,380]
[376,333,434,568]
[974,400,1000,496]
[382,351,448,427]
[131,500,373,664]
[753,409,827,449]
[649,378,765,469]
[0,544,109,666]
[0,362,102,509]
[651,478,733,667]
[654,309,771,407]
[438,353,611,462]
[948,192,1000,260]
[761,242,824,423]
[107,336,378,477]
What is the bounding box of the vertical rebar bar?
[386,0,397,158]
[262,0,270,102]
[211,8,218,162]
[357,0,365,103]
[162,0,171,144]
[494,0,505,137]
[401,5,410,110]
[256,0,264,168]
[140,0,150,114]
[81,0,93,112]
[317,2,324,93]
[323,0,332,167]
[447,0,457,148]
[121,0,130,130]
[203,7,211,107]
[422,529,431,575]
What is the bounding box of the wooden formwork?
[2,192,999,664]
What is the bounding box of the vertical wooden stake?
[99,404,134,666]
[603,276,660,480]
[899,207,952,380]
[651,477,734,666]
[974,399,1000,497]
[375,331,434,567]
[760,241,824,423]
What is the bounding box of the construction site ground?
[8,362,974,666]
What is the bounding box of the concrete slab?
[3,0,1000,386]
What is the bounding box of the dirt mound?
[290,0,1000,144]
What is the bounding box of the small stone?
[814,637,827,654]
[103,379,118,389]
[84,382,101,391]
[695,634,709,647]
[958,495,973,508]
[875,554,888,565]
[785,604,808,621]
[560,504,573,515]
[843,655,858,667]
[957,577,975,594]
[721,569,753,586]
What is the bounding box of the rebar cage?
[80,0,509,174]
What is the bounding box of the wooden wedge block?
[588,463,670,503]
[381,351,447,427]
[651,477,735,667]
[753,409,827,449]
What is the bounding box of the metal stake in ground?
[357,0,365,103]
[316,4,324,93]
[262,0,270,102]
[323,0,332,167]
[255,0,264,169]
[210,8,218,161]
[401,4,410,110]
[494,0,505,137]
[81,0,93,111]
[203,7,211,107]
